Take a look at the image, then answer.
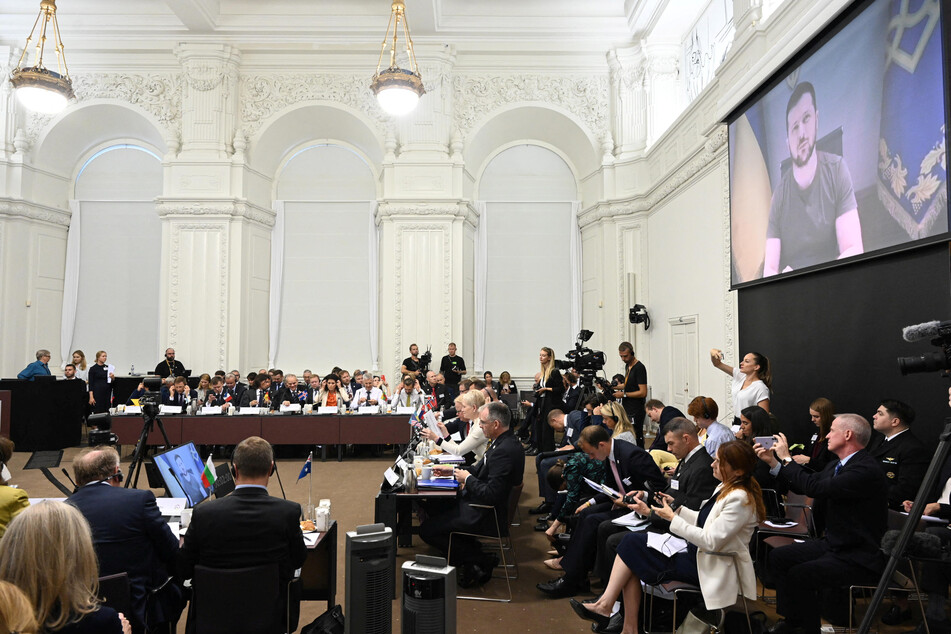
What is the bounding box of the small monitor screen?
[153,442,212,508]
[728,0,949,287]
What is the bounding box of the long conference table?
[112,413,412,461]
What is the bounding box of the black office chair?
[97,572,133,625]
[188,564,284,634]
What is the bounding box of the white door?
[668,316,699,412]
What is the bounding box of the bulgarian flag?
[201,455,217,488]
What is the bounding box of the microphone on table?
[902,320,951,342]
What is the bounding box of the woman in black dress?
[533,347,565,453]
[87,350,114,414]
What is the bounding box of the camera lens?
[897,351,949,375]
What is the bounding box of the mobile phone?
[754,436,776,450]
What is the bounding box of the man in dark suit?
[537,424,666,597]
[867,398,928,510]
[595,417,718,581]
[205,376,235,412]
[645,399,687,450]
[419,401,524,587]
[425,371,448,410]
[562,372,582,412]
[179,437,307,633]
[69,446,182,634]
[532,399,598,520]
[162,376,192,408]
[756,414,888,634]
[224,373,246,405]
[276,374,306,408]
[239,374,273,408]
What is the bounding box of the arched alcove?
[272,144,377,373]
[71,145,163,372]
[477,144,578,376]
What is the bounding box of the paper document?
[423,410,441,437]
[647,532,688,557]
[106,364,115,383]
[583,476,619,499]
[611,510,649,530]
[383,468,399,486]
[901,511,949,524]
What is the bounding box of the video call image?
[154,443,210,507]
[729,0,948,286]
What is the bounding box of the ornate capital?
[0,197,70,227]
[156,199,275,227]
[376,201,478,227]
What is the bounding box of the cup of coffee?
[180,508,193,531]
[421,465,433,480]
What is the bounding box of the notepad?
[417,479,459,489]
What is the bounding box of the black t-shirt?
[439,354,466,385]
[154,359,186,378]
[621,360,647,416]
[402,356,420,375]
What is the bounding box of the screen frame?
[152,441,212,508]
[726,0,951,290]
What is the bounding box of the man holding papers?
[537,424,664,598]
[419,402,524,588]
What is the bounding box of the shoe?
[530,502,552,515]
[592,612,623,633]
[569,598,611,630]
[543,557,562,570]
[882,605,912,625]
[534,519,550,531]
[536,576,589,598]
[546,549,558,556]
[525,447,540,456]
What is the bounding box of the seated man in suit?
[562,371,582,412]
[595,416,719,583]
[537,424,666,597]
[645,399,687,451]
[419,401,525,587]
[205,376,234,412]
[239,373,272,408]
[162,376,192,409]
[224,372,246,405]
[179,437,307,633]
[350,373,383,409]
[868,398,928,510]
[69,446,182,634]
[276,374,306,408]
[389,375,425,409]
[756,414,888,634]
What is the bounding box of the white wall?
[72,146,163,374]
[479,145,577,377]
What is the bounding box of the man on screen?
[172,453,208,506]
[763,81,864,276]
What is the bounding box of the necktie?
[610,459,626,494]
[406,392,411,407]
[834,461,843,476]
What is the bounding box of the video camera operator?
[614,341,648,448]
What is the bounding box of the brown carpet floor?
[6,442,926,633]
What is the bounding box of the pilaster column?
[174,43,241,159]
[608,46,648,158]
[397,44,456,158]
[732,0,764,46]
[0,47,17,159]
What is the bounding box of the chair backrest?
[213,463,235,498]
[506,482,524,530]
[781,492,816,537]
[499,393,519,416]
[191,564,281,634]
[98,572,133,626]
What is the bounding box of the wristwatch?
[781,457,793,466]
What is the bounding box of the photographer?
[614,342,648,447]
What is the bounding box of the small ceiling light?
[9,0,74,114]
[371,0,425,116]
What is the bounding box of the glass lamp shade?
[10,67,73,114]
[371,67,425,117]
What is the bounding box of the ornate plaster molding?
[0,198,70,227]
[452,73,609,141]
[167,222,229,370]
[239,73,390,137]
[376,201,478,227]
[156,199,275,227]
[720,160,737,418]
[578,124,729,228]
[392,223,452,373]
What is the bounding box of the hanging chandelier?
[371,0,425,116]
[9,0,74,114]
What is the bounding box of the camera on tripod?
[418,347,433,372]
[898,319,951,376]
[555,330,608,387]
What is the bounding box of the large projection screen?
[728,0,949,288]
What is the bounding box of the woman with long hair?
[497,371,517,395]
[0,502,131,633]
[736,405,772,443]
[570,441,765,634]
[71,351,88,383]
[0,580,39,634]
[792,397,835,472]
[600,401,637,445]
[195,373,212,403]
[710,348,771,422]
[87,351,114,415]
[531,347,565,454]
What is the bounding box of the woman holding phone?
[710,348,771,423]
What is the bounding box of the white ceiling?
[0,0,711,56]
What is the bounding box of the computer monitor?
[153,442,212,508]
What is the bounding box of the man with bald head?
[756,414,888,634]
[154,348,186,378]
[68,446,182,633]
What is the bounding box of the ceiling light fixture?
[371,0,425,117]
[9,0,74,114]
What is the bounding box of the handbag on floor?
[300,604,344,634]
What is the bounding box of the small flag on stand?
[201,455,217,488]
[298,452,313,481]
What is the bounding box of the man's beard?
[792,138,815,168]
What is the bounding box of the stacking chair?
[448,495,519,603]
[188,563,284,634]
[97,573,133,627]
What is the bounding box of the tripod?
[857,417,951,633]
[125,409,172,489]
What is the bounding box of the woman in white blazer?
[420,390,489,462]
[570,440,765,634]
